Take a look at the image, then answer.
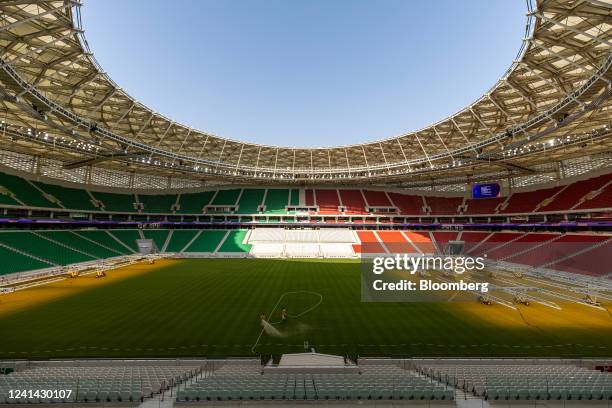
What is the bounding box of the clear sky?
[82,1,525,147]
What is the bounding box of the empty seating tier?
[0,231,94,266]
[362,190,392,207]
[0,172,57,208]
[0,364,200,404]
[183,231,228,253]
[339,190,367,214]
[500,186,562,214]
[218,230,251,253]
[236,189,265,214]
[464,197,505,215]
[458,232,491,254]
[404,231,436,253]
[74,230,133,255]
[143,230,170,250]
[210,189,241,206]
[431,231,459,253]
[375,231,415,253]
[177,362,453,402]
[425,196,463,215]
[34,182,97,211]
[289,189,300,206]
[91,191,136,213]
[315,189,341,214]
[540,173,612,212]
[165,230,199,252]
[546,238,612,277]
[355,231,386,253]
[0,243,53,274]
[39,231,120,259]
[176,191,215,214]
[138,194,177,213]
[108,230,142,252]
[305,189,315,206]
[576,180,612,210]
[419,362,612,401]
[467,232,523,257]
[387,192,424,215]
[263,189,289,214]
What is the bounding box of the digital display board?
[472,183,501,199]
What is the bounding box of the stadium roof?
[0,0,610,186]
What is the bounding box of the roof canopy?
[0,0,609,186]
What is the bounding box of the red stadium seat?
[424,196,463,215]
[362,190,393,207]
[387,193,424,215]
[464,197,505,215]
[500,186,562,214]
[539,173,612,212]
[339,190,368,215]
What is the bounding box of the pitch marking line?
[251,290,323,354]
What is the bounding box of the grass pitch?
[0,258,610,359]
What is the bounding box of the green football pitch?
[0,258,610,359]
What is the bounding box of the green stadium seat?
[0,243,54,274]
[183,230,227,252]
[0,189,19,205]
[236,189,265,214]
[217,230,251,253]
[39,230,119,259]
[165,230,199,252]
[176,191,215,214]
[34,181,97,211]
[263,189,289,214]
[143,229,169,250]
[74,230,133,254]
[138,194,177,213]
[0,231,94,266]
[91,191,136,212]
[108,230,141,252]
[0,172,58,208]
[210,189,241,207]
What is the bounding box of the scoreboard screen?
[472,183,501,199]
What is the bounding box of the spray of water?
[262,320,284,338]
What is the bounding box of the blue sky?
[82,1,524,147]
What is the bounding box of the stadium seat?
[34,181,98,211]
[0,172,59,208]
[138,194,178,213]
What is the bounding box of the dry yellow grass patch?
[0,259,175,318]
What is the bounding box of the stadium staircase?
[142,230,169,250]
[161,230,173,252]
[477,232,528,260]
[108,230,142,252]
[541,236,612,277]
[39,231,121,259]
[34,181,97,211]
[165,230,200,253]
[32,231,99,262]
[575,177,612,210]
[539,173,612,212]
[501,233,564,263]
[73,230,132,255]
